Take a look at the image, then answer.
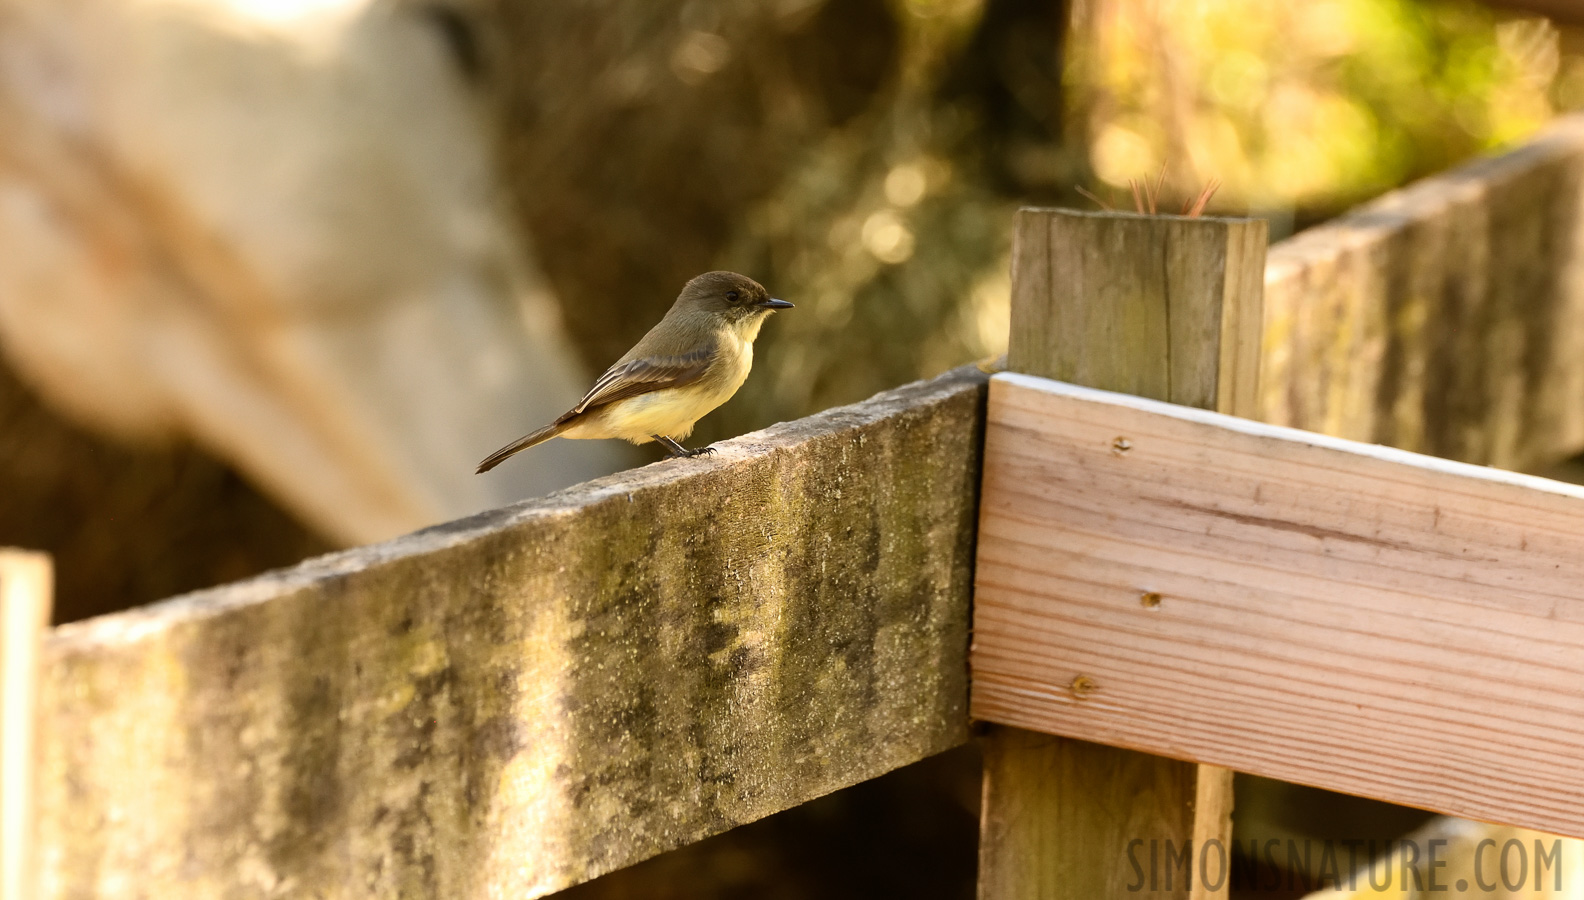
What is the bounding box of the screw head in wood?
[1112,436,1132,454]
[1069,674,1098,699]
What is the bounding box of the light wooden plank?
[981,208,1264,900]
[974,372,1584,838]
[34,367,986,900]
[0,550,51,900]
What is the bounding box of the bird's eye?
[726,290,740,303]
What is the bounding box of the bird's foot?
[653,435,715,458]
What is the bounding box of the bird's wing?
[563,346,717,417]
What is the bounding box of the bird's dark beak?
[758,298,794,310]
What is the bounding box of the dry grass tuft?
[1076,169,1221,218]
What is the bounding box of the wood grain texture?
[34,367,986,900]
[1010,209,1266,418]
[1188,765,1234,900]
[982,208,1263,900]
[980,730,1229,899]
[1262,114,1584,472]
[0,550,50,900]
[974,373,1584,838]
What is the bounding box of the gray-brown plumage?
[477,271,791,473]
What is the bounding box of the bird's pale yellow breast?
[565,324,756,443]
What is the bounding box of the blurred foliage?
[1071,0,1575,225]
[709,0,1028,440]
[482,0,1584,452]
[481,0,1054,450]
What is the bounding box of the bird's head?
[675,271,793,326]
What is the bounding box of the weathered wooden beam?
[979,208,1264,900]
[975,372,1584,839]
[33,366,987,900]
[0,550,50,900]
[1262,114,1584,472]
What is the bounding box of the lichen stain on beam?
[34,366,986,900]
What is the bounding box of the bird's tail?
[476,421,571,473]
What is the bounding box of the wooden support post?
[0,550,51,900]
[977,209,1265,900]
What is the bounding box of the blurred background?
[2,0,1582,896]
[1,0,1575,623]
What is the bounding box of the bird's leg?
[653,435,715,458]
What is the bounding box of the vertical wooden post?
[977,208,1265,900]
[1,550,51,900]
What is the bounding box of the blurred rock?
[0,0,623,546]
[0,354,331,623]
[0,0,1073,549]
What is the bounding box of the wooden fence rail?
[974,373,1584,837]
[16,113,1584,899]
[1,551,50,900]
[33,370,984,899]
[1261,114,1584,471]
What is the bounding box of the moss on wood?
[34,366,986,900]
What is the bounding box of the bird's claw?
[654,434,715,459]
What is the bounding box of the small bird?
[476,271,792,473]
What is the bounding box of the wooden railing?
[7,115,1584,900]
